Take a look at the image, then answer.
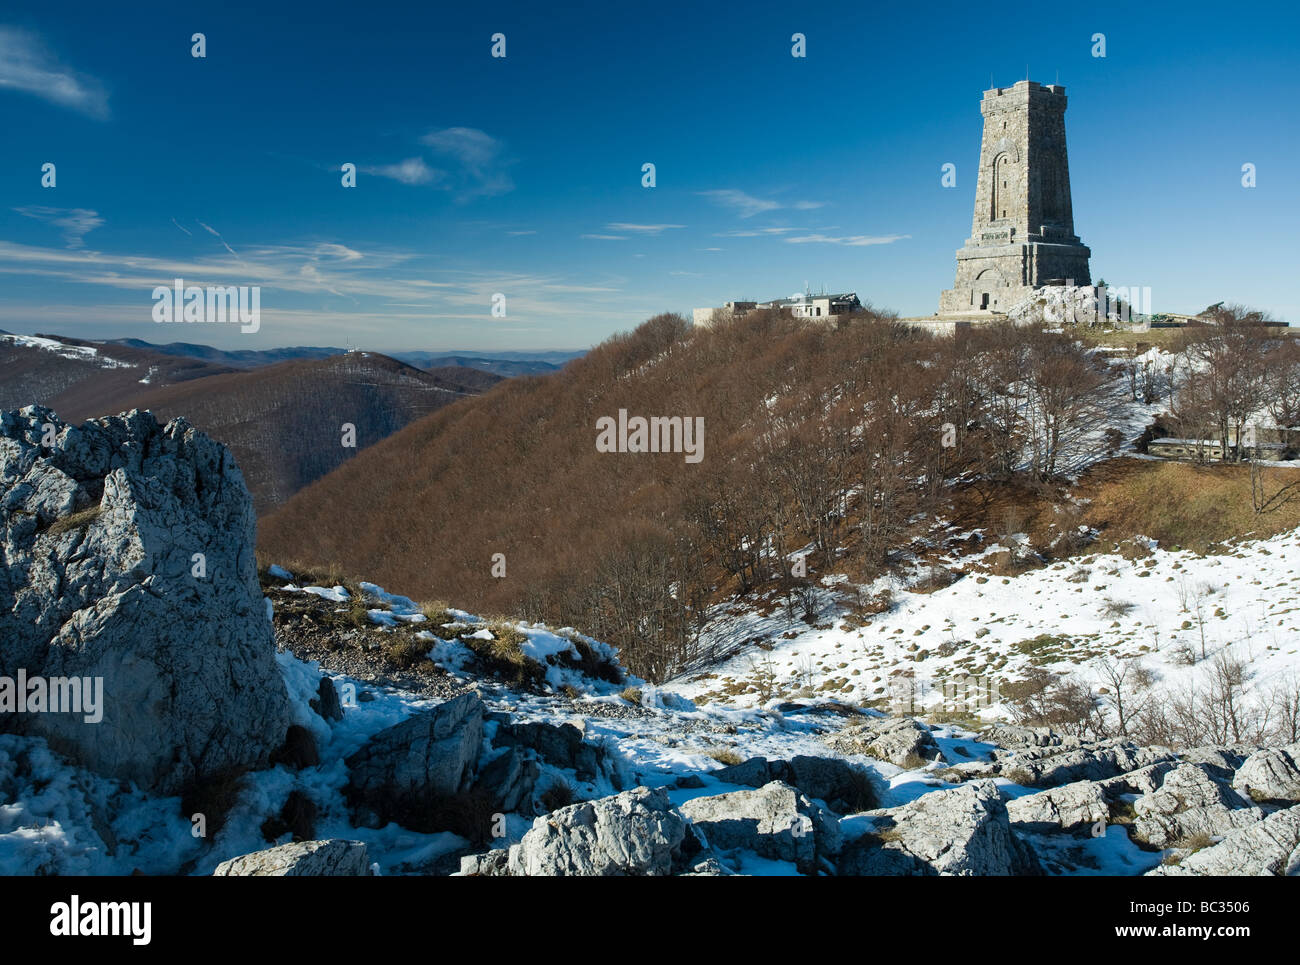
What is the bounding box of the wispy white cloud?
[364,157,442,185]
[420,127,514,199]
[0,241,636,329]
[0,27,108,118]
[784,233,911,246]
[14,206,103,248]
[581,234,626,241]
[539,283,622,293]
[605,223,685,235]
[714,226,798,238]
[698,190,823,218]
[170,217,193,236]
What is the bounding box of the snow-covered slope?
[673,525,1300,720]
[4,544,1298,877]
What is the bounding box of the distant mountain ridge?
[0,332,238,420]
[101,338,346,368]
[95,337,586,376]
[113,352,504,513]
[0,332,505,513]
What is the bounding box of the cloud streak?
[698,189,823,218]
[784,233,911,246]
[0,27,108,118]
[14,206,104,248]
[605,223,685,235]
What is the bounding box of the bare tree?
[1175,308,1276,462]
[1095,656,1159,737]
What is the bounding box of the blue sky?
[1,0,1297,352]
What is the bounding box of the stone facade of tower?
[939,80,1091,314]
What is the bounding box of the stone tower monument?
[939,80,1091,314]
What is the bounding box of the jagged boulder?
[213,839,372,876]
[1133,763,1264,849]
[310,677,344,723]
[344,693,485,829]
[459,848,512,876]
[1006,780,1109,834]
[0,406,292,794]
[839,780,1040,876]
[824,716,943,767]
[679,780,837,874]
[492,720,602,781]
[1232,744,1300,804]
[504,786,688,876]
[475,746,540,813]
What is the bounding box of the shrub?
[565,635,624,684]
[386,636,431,670]
[462,622,544,688]
[620,686,643,706]
[1100,597,1136,619]
[540,779,574,813]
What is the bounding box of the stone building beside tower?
[940,80,1091,314]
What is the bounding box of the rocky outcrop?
[491,719,603,782]
[1179,745,1250,781]
[310,678,344,723]
[980,724,1062,749]
[1232,744,1300,804]
[344,693,485,829]
[0,406,291,794]
[955,739,1174,788]
[1149,805,1300,876]
[462,787,688,876]
[1132,763,1263,849]
[1096,761,1175,798]
[839,780,1040,876]
[711,755,876,813]
[213,839,372,876]
[823,716,943,767]
[1006,780,1109,834]
[475,746,540,813]
[679,780,838,874]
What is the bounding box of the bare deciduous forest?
[260,307,1300,681]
